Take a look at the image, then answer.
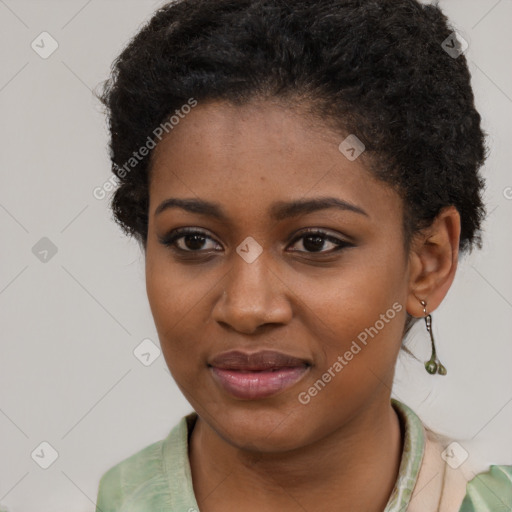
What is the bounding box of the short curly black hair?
[96,0,487,340]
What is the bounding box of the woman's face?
[146,99,412,452]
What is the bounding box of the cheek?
[302,250,405,333]
[145,253,208,372]
[298,250,407,384]
[145,246,214,333]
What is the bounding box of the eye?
[158,227,222,253]
[158,227,353,256]
[287,229,353,254]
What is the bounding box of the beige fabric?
[408,427,472,512]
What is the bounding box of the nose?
[211,250,293,334]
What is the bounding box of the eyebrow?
[155,196,369,220]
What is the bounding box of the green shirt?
[94,399,512,512]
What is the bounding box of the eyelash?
[158,227,353,256]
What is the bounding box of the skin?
[145,99,461,512]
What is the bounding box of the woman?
[94,0,512,510]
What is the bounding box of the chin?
[201,400,313,453]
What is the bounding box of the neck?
[189,397,403,512]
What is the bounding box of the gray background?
[0,0,511,510]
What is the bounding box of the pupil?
[185,234,205,250]
[303,235,324,252]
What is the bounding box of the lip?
[208,350,311,400]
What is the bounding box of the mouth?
[208,350,311,400]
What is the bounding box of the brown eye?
[288,229,353,254]
[159,228,222,252]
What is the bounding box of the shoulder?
[458,464,512,512]
[95,413,196,512]
[410,427,511,512]
[423,430,512,512]
[95,437,168,512]
[395,401,512,512]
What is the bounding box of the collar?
[162,398,426,511]
[385,398,427,511]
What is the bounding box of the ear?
[406,206,461,318]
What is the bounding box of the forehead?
[148,100,400,222]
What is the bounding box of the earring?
[420,300,447,375]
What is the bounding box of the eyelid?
[158,227,221,249]
[287,228,353,251]
[289,227,352,243]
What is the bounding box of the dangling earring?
[420,299,447,375]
